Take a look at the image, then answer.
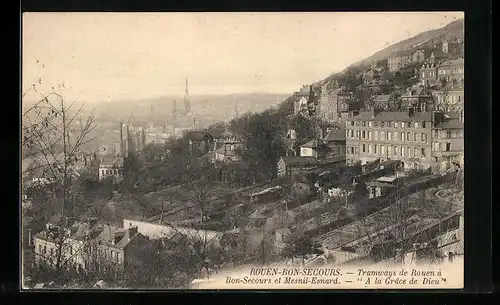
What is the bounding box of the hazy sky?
[22,12,464,103]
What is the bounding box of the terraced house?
[345,109,463,172]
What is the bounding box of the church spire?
[184,77,191,115]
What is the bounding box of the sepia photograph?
[21,12,464,290]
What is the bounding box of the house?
[388,49,426,72]
[365,177,398,198]
[186,129,215,156]
[337,87,360,121]
[322,129,346,158]
[400,85,435,112]
[98,156,124,181]
[277,156,319,178]
[299,139,329,159]
[292,85,321,116]
[367,94,399,111]
[213,137,244,163]
[419,60,439,88]
[293,94,309,115]
[436,58,464,85]
[345,109,463,172]
[33,219,154,272]
[432,83,464,113]
[430,112,464,173]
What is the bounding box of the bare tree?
[22,73,98,282]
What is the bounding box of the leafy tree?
[280,231,323,266]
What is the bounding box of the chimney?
[127,226,138,240]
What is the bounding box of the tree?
[22,70,98,282]
[355,185,449,265]
[280,230,323,266]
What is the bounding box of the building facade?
[345,110,463,172]
[436,58,464,85]
[388,49,426,72]
[33,221,153,272]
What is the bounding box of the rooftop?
[300,139,319,148]
[435,118,464,130]
[351,111,433,122]
[323,129,346,142]
[439,58,464,67]
[280,156,319,167]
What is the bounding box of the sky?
[22,12,464,103]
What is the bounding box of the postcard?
[21,11,464,290]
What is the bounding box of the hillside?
[319,18,464,86]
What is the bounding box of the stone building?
[345,109,463,172]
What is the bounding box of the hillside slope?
[319,18,464,86]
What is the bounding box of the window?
[395,122,399,128]
[350,121,354,126]
[362,144,366,153]
[374,121,379,127]
[401,132,405,142]
[380,132,385,140]
[362,131,366,139]
[362,121,366,127]
[414,147,419,158]
[381,145,386,155]
[401,146,405,156]
[433,130,439,138]
[368,121,373,127]
[368,131,372,140]
[394,146,398,156]
[446,143,451,151]
[414,133,418,142]
[394,132,398,141]
[356,131,360,138]
[421,148,426,157]
[414,122,419,128]
[351,130,354,138]
[446,130,452,138]
[407,132,411,142]
[374,131,379,140]
[368,145,372,153]
[388,132,392,141]
[401,122,405,129]
[407,147,412,157]
[421,133,427,143]
[386,122,391,128]
[433,142,440,151]
[355,121,360,126]
[115,252,119,263]
[388,146,392,156]
[374,145,378,154]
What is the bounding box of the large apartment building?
[345,109,463,172]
